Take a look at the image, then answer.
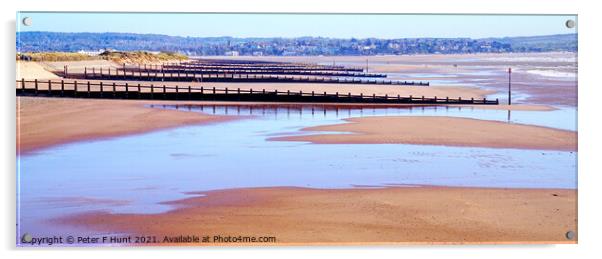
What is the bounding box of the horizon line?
[17,31,577,41]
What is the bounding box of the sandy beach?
[16,53,577,246]
[272,116,577,151]
[58,186,576,244]
[17,96,554,154]
[209,53,577,106]
[16,97,233,154]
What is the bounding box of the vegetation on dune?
[16,51,188,64]
[99,51,188,64]
[17,52,97,62]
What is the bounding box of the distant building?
[77,49,105,56]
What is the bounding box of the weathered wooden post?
[92,67,96,78]
[508,67,512,105]
[84,67,87,78]
[61,80,64,96]
[112,82,116,98]
[137,84,141,99]
[125,83,129,99]
[163,85,166,98]
[100,82,103,97]
[73,81,77,97]
[123,63,126,80]
[87,81,91,97]
[21,78,25,93]
[188,86,192,99]
[34,79,38,95]
[48,80,52,95]
[150,84,154,99]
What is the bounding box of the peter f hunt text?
[21,235,277,245]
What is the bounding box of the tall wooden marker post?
[508,67,512,105]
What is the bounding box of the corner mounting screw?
[565,19,575,29]
[22,17,32,26]
[565,230,575,240]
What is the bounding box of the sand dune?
[16,61,61,80]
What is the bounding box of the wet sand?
[17,96,552,154]
[210,53,577,106]
[58,186,577,244]
[18,54,577,245]
[273,116,577,151]
[453,104,556,111]
[16,97,233,154]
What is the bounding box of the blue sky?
[16,12,577,39]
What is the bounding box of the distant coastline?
[17,31,577,55]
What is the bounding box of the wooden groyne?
[180,59,365,72]
[16,79,498,105]
[66,66,428,86]
[118,67,388,78]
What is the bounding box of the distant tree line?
[16,32,577,56]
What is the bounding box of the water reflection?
[150,104,576,131]
[18,103,577,238]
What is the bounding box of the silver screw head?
[565,230,575,240]
[565,19,575,29]
[21,233,32,243]
[22,17,32,26]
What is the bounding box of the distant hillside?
[16,31,577,55]
[481,34,577,52]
